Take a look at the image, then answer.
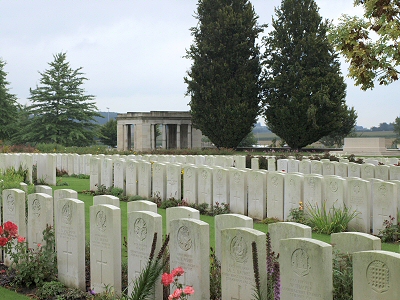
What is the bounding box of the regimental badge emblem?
[62,202,72,224]
[134,218,147,241]
[291,248,311,277]
[230,236,248,263]
[367,260,390,293]
[177,225,192,251]
[96,210,107,232]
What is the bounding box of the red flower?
[0,237,8,247]
[161,272,174,286]
[169,288,182,299]
[17,236,26,243]
[183,286,194,295]
[171,267,184,277]
[3,222,18,237]
[0,226,3,235]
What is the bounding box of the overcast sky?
[1,0,399,128]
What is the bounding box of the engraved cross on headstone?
[96,250,108,283]
[63,240,73,273]
[231,285,242,300]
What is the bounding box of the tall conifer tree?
[262,0,356,150]
[27,53,101,146]
[185,0,264,148]
[0,59,19,142]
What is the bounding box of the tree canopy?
[262,0,357,150]
[99,118,117,147]
[330,0,400,90]
[185,0,264,149]
[26,52,101,146]
[0,59,19,142]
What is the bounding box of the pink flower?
[3,222,18,237]
[169,288,182,299]
[17,236,26,243]
[0,226,3,235]
[0,237,8,247]
[37,243,42,248]
[183,286,195,295]
[161,272,174,286]
[171,267,185,277]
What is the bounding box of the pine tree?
[27,53,101,146]
[185,0,264,149]
[262,0,356,150]
[99,119,117,147]
[0,59,20,142]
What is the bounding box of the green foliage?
[238,131,258,147]
[379,215,400,243]
[26,52,102,146]
[36,281,66,299]
[99,119,117,147]
[209,247,221,300]
[330,0,400,90]
[288,207,307,224]
[0,58,20,142]
[185,0,264,148]
[262,0,356,150]
[307,202,359,234]
[266,233,280,300]
[6,225,57,287]
[333,252,353,300]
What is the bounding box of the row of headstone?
[275,158,400,180]
[2,187,399,299]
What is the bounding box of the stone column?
[177,124,181,149]
[188,124,192,149]
[150,124,155,150]
[162,124,167,149]
[117,123,125,151]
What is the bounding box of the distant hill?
[94,112,119,125]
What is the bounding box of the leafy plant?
[266,232,280,300]
[307,202,359,234]
[209,247,221,300]
[379,215,400,243]
[332,251,353,300]
[287,201,307,224]
[36,281,67,299]
[5,224,57,287]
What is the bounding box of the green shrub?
[307,202,359,234]
[333,252,353,300]
[36,281,66,299]
[379,215,400,243]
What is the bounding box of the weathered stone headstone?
[247,170,267,220]
[214,214,253,262]
[27,193,54,250]
[284,173,304,221]
[90,204,122,295]
[126,160,138,197]
[375,165,390,180]
[93,195,120,208]
[35,185,53,196]
[90,157,101,191]
[267,171,285,220]
[372,181,397,235]
[287,159,299,173]
[303,174,324,216]
[166,164,182,200]
[268,222,312,256]
[212,167,229,206]
[55,198,86,290]
[345,178,370,232]
[324,176,346,210]
[37,154,57,186]
[101,158,113,188]
[311,160,323,175]
[2,188,26,266]
[137,161,152,199]
[331,232,381,254]
[54,189,78,202]
[299,160,311,174]
[268,157,276,171]
[348,162,361,178]
[361,163,375,179]
[197,166,213,206]
[389,165,400,180]
[322,161,336,175]
[353,250,400,300]
[183,165,198,204]
[280,238,332,300]
[221,227,267,300]
[229,169,247,214]
[251,157,259,170]
[165,206,200,234]
[127,200,157,213]
[277,158,288,172]
[127,210,162,298]
[113,159,126,194]
[335,162,348,178]
[152,162,166,200]
[170,218,210,300]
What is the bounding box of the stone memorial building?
[117,111,203,151]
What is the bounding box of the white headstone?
[375,165,390,180]
[322,161,336,175]
[93,195,120,208]
[101,158,113,189]
[324,176,346,210]
[152,162,166,200]
[277,159,288,172]
[361,163,375,179]
[170,218,210,300]
[183,165,198,204]
[372,181,397,235]
[287,159,299,173]
[113,159,126,194]
[126,160,138,197]
[310,160,323,175]
[127,200,158,213]
[299,160,311,174]
[331,232,381,254]
[267,172,285,220]
[35,185,53,196]
[212,168,229,206]
[90,157,101,191]
[166,164,182,200]
[166,206,200,234]
[197,167,213,206]
[55,198,86,290]
[229,169,247,214]
[138,161,152,199]
[335,162,348,178]
[303,174,324,216]
[348,162,361,178]
[284,173,304,221]
[345,178,370,232]
[90,204,122,295]
[247,170,267,220]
